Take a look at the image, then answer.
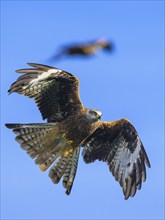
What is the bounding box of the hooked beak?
[97,111,102,120]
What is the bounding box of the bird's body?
[59,109,101,147]
[6,63,150,199]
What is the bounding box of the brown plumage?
[6,63,150,199]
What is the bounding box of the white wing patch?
[30,69,62,85]
[21,68,62,90]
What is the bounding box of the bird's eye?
[89,111,97,116]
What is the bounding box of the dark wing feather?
[8,63,83,122]
[82,119,151,199]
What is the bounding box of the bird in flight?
[6,63,150,199]
[49,38,113,61]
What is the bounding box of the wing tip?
[141,144,151,168]
[5,123,23,130]
[27,62,55,69]
[7,89,12,94]
[15,69,24,73]
[5,123,16,129]
[146,159,151,168]
[15,63,55,73]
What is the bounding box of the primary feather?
[82,119,150,199]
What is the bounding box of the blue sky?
[1,1,164,220]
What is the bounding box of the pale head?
[86,108,102,122]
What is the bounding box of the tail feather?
[49,155,71,184]
[36,150,61,171]
[5,123,58,159]
[34,130,67,170]
[16,131,45,157]
[63,147,80,195]
[49,147,80,195]
[6,122,80,195]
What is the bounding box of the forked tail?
[5,123,80,194]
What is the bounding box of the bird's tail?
[5,123,80,194]
[49,146,80,195]
[5,123,60,162]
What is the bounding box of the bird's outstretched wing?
[82,119,151,199]
[8,63,83,122]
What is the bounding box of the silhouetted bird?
[49,38,114,61]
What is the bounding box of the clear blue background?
[1,1,164,220]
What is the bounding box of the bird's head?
[86,108,102,122]
[103,43,113,51]
[96,38,113,51]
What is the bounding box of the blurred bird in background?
[48,38,114,62]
